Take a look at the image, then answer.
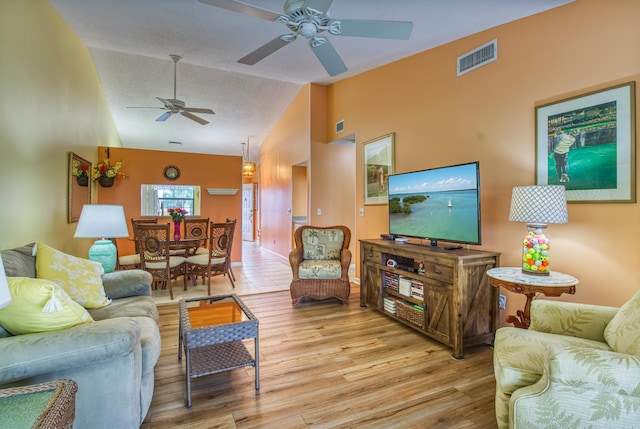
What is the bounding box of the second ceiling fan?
[198,0,413,76]
[129,54,215,125]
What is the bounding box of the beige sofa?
[0,244,161,428]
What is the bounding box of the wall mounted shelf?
[206,188,238,196]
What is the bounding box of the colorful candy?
[521,228,551,274]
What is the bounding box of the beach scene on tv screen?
[389,163,480,243]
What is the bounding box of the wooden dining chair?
[184,217,210,255]
[185,220,236,294]
[224,218,237,281]
[118,218,159,269]
[135,223,186,299]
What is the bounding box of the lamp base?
[521,224,551,276]
[88,239,117,273]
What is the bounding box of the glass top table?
[178,294,259,408]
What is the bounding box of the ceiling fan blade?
[126,106,164,109]
[156,111,172,122]
[310,38,347,77]
[185,107,216,115]
[304,0,335,14]
[336,19,413,40]
[181,111,210,125]
[238,36,292,65]
[198,0,280,21]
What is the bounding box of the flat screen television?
[388,161,481,249]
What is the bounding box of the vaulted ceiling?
[49,0,573,161]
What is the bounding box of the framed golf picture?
[535,82,636,203]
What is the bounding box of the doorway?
[242,183,254,241]
[291,163,308,248]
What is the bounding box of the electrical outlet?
[499,294,506,310]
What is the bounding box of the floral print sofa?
[493,289,640,428]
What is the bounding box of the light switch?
[317,208,322,215]
[359,208,365,216]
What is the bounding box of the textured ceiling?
[49,0,573,161]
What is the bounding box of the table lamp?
[0,255,11,308]
[74,204,129,273]
[509,185,568,275]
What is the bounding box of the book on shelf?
[399,276,412,296]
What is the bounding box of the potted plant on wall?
[92,159,126,187]
[72,160,90,187]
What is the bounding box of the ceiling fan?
[198,0,413,76]
[128,54,215,125]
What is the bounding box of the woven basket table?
[0,379,78,428]
[179,294,259,408]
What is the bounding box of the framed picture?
[363,133,395,205]
[68,152,92,223]
[535,82,636,203]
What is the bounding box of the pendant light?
[242,137,256,178]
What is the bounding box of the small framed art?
[363,133,395,205]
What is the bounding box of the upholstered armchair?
[289,225,351,305]
[493,289,640,429]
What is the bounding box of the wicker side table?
[179,294,259,408]
[0,379,78,428]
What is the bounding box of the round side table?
[487,267,578,328]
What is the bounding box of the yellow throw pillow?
[35,243,111,308]
[0,277,93,335]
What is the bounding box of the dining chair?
[184,217,210,255]
[224,218,237,281]
[185,220,236,294]
[118,218,159,269]
[135,223,186,299]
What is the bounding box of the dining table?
[169,238,204,256]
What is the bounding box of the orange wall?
[260,83,357,258]
[321,0,640,314]
[309,140,356,255]
[95,146,243,262]
[259,85,311,256]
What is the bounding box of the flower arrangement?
[168,208,188,222]
[72,160,90,178]
[92,160,126,181]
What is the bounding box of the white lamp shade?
[509,185,568,225]
[74,205,129,238]
[0,254,11,308]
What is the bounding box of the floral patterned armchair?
[493,288,640,428]
[289,225,351,305]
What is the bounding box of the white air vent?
[457,39,497,76]
[335,119,345,133]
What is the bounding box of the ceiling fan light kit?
[199,0,413,77]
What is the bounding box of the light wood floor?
[144,243,498,428]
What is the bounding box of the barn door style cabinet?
[360,239,500,359]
